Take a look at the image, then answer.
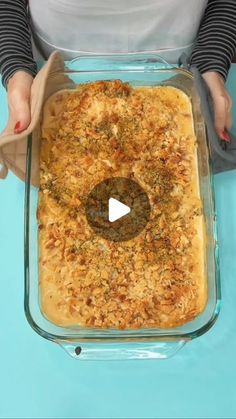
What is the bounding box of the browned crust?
[38,80,207,329]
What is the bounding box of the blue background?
[0,68,236,419]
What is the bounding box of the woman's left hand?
[202,71,232,141]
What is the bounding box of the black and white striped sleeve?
[0,0,37,88]
[191,0,236,81]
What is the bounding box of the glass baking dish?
[24,54,221,360]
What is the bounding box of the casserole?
[24,54,220,359]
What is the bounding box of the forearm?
[191,0,236,80]
[0,0,37,88]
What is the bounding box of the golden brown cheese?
[38,80,207,329]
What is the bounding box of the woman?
[0,0,235,140]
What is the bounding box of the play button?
[108,198,130,222]
[85,177,151,242]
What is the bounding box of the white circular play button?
[108,198,131,223]
[85,177,150,242]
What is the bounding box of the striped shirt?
[0,0,236,87]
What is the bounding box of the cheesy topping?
[38,80,207,329]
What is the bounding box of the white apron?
[29,0,208,62]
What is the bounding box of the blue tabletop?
[0,68,236,419]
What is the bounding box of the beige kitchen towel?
[0,51,74,184]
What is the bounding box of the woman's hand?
[7,70,33,134]
[202,71,232,140]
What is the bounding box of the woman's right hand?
[7,71,33,134]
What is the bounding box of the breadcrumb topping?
[38,80,207,329]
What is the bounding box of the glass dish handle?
[58,340,187,360]
[66,53,174,71]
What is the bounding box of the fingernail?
[14,121,22,133]
[220,131,231,143]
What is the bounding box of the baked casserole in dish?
[25,54,220,359]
